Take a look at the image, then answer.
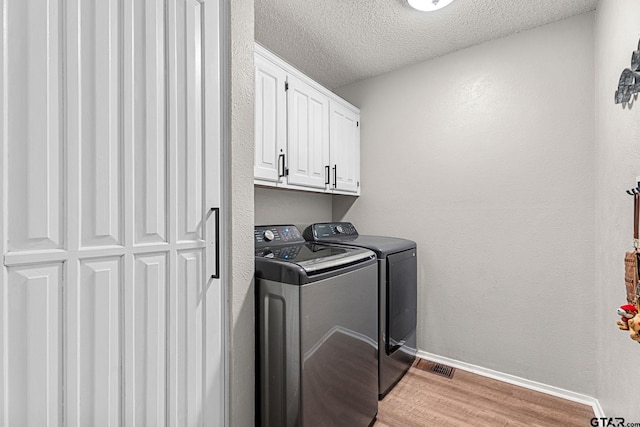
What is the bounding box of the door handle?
[209,207,220,279]
[325,165,330,185]
[278,154,286,178]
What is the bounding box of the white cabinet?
[330,101,360,193]
[287,74,330,189]
[255,53,287,183]
[254,45,360,195]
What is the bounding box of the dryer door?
[385,248,417,355]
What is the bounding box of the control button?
[336,225,344,234]
[263,229,275,242]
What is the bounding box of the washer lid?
[255,242,376,284]
[333,235,416,258]
[292,245,375,274]
[256,242,373,272]
[304,223,416,257]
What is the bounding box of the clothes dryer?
[304,222,417,399]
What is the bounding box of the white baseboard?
[591,399,605,419]
[416,350,604,418]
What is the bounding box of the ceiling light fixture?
[408,0,455,12]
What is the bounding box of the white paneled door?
[254,53,287,183]
[0,0,225,426]
[287,74,330,189]
[329,101,360,193]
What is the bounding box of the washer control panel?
[254,225,304,248]
[254,245,302,260]
[303,222,359,241]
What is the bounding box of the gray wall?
[594,0,640,419]
[254,187,333,231]
[334,13,597,395]
[229,0,255,425]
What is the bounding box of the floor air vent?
[414,358,455,379]
[432,363,455,379]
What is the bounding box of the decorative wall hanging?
[619,179,640,344]
[615,38,640,105]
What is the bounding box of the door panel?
[170,250,204,427]
[79,0,122,248]
[6,0,63,253]
[287,75,329,189]
[330,101,359,193]
[1,0,224,426]
[255,55,287,182]
[174,0,205,242]
[4,264,62,427]
[68,258,122,427]
[126,253,168,427]
[133,0,167,245]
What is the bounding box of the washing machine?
[303,222,417,399]
[255,225,379,427]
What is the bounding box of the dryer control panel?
[254,225,304,248]
[303,222,359,241]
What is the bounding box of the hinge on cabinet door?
[285,81,289,91]
[285,168,289,176]
[357,121,359,127]
[357,181,360,187]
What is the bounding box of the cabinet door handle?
[333,165,337,188]
[278,154,286,178]
[325,165,330,185]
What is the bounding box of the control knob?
[263,229,275,242]
[336,225,344,234]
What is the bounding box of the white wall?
[594,0,640,419]
[334,13,597,395]
[255,187,333,231]
[229,0,255,425]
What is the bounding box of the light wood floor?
[375,359,594,427]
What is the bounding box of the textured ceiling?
[255,0,597,89]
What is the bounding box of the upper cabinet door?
[287,74,330,189]
[255,54,287,183]
[330,101,360,193]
